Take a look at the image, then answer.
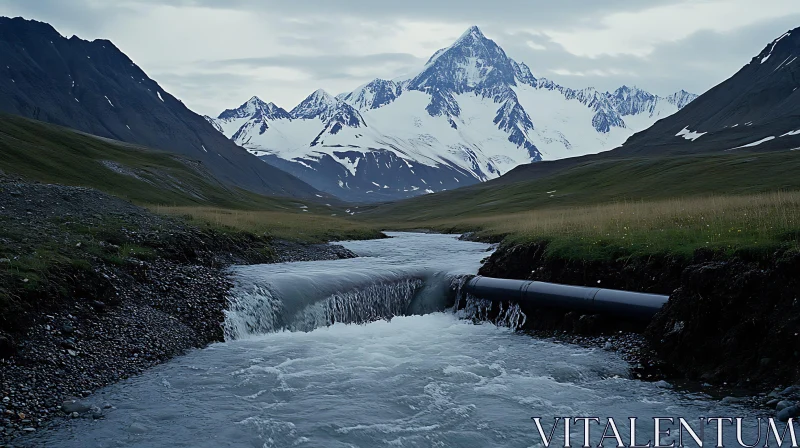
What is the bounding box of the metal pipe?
[463,276,669,320]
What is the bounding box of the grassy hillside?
[362,151,800,220]
[0,113,381,241]
[360,150,800,260]
[0,112,292,208]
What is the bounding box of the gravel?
[0,179,357,444]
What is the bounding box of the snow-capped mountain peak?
[290,89,337,119]
[665,89,698,109]
[454,25,487,46]
[216,95,291,122]
[343,79,401,110]
[218,95,268,120]
[409,25,516,96]
[209,26,696,202]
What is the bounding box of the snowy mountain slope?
[208,26,696,202]
[618,26,800,156]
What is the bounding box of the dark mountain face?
[0,17,325,199]
[619,27,800,155]
[259,150,477,203]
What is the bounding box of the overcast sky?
[1,0,798,116]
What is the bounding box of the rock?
[61,339,76,350]
[760,357,773,367]
[721,396,745,404]
[778,405,800,422]
[777,400,795,411]
[781,386,799,396]
[62,400,91,414]
[61,323,74,335]
[127,422,148,433]
[67,349,78,357]
[0,333,13,358]
[603,341,613,351]
[22,427,35,432]
[90,300,107,312]
[767,399,781,407]
[654,380,673,389]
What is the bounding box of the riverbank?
[0,178,359,443]
[475,238,800,394]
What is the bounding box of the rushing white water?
[19,233,764,447]
[224,232,492,338]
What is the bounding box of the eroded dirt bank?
[477,240,800,391]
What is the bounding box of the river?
[20,233,766,447]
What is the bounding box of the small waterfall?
[457,297,528,331]
[451,276,528,332]
[224,285,285,340]
[224,279,424,339]
[286,279,423,332]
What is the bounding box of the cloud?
[541,0,800,58]
[0,0,797,114]
[550,68,639,78]
[203,53,425,80]
[526,41,547,51]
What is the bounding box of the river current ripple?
[20,233,762,447]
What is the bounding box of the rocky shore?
[0,179,357,445]
[475,239,800,416]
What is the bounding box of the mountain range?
[0,16,326,200]
[207,26,697,202]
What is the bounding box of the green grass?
[0,113,384,244]
[152,206,384,244]
[362,151,800,221]
[0,112,313,210]
[360,151,800,261]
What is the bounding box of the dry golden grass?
[151,206,383,243]
[153,192,800,259]
[387,191,800,260]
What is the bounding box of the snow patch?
[201,145,207,152]
[294,159,316,170]
[781,129,800,137]
[675,126,707,141]
[733,136,775,149]
[105,96,114,107]
[761,32,791,64]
